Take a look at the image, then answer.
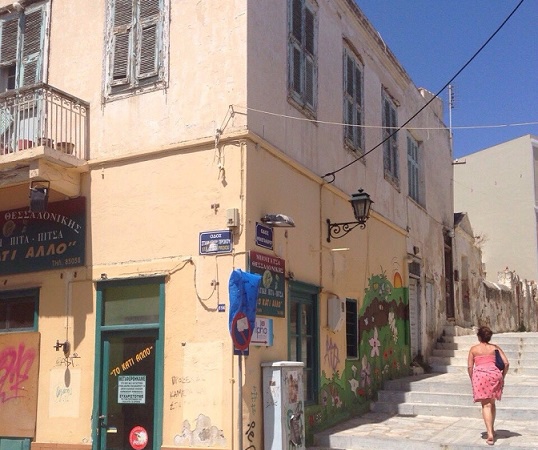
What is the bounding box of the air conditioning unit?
[327,297,345,332]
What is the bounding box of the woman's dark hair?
[477,326,493,343]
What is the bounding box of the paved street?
[309,332,538,449]
[309,408,538,449]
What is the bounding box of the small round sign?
[129,426,148,450]
[231,311,252,350]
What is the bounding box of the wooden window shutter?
[138,24,157,79]
[21,8,44,86]
[140,0,160,17]
[111,0,133,85]
[291,0,302,42]
[304,7,314,55]
[137,0,160,79]
[0,16,19,66]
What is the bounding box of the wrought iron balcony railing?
[0,83,89,160]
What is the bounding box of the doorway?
[93,278,164,450]
[408,277,421,359]
[444,233,455,319]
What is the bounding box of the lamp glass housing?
[349,189,372,224]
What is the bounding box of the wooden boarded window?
[107,0,165,96]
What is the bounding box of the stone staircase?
[371,330,538,420]
[311,330,538,449]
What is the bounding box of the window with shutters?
[343,46,363,154]
[288,0,317,115]
[105,0,167,98]
[382,90,399,186]
[0,3,48,92]
[407,134,424,205]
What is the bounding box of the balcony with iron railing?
[0,83,89,196]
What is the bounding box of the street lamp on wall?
[327,189,373,242]
[29,180,50,212]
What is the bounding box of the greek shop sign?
[249,250,285,317]
[0,197,86,275]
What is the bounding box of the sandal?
[486,436,494,445]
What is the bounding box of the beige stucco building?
[455,135,538,283]
[0,1,453,449]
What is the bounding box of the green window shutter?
[0,16,19,66]
[111,0,133,86]
[21,7,44,87]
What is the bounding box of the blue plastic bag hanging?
[228,269,261,350]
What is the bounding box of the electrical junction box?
[227,208,239,227]
[327,297,345,332]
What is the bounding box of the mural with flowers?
[314,269,409,429]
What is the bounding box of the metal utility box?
[262,361,305,450]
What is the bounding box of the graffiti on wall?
[324,335,340,374]
[316,269,409,427]
[244,420,256,450]
[0,343,36,403]
[0,332,40,437]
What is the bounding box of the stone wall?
[474,269,538,333]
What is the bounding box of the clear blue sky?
[356,0,538,158]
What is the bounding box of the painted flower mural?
[369,327,381,357]
[316,269,409,435]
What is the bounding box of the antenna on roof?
[448,84,455,151]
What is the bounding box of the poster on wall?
[0,332,40,437]
[0,197,86,275]
[249,251,286,317]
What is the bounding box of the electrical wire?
[234,104,537,132]
[320,0,526,181]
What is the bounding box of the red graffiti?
[0,343,36,403]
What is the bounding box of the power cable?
[234,104,537,132]
[322,0,526,182]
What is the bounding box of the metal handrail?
[0,83,89,159]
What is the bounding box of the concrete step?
[376,391,537,408]
[371,401,538,421]
[372,372,538,420]
[431,346,523,357]
[430,364,538,377]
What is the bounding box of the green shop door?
[98,333,157,450]
[93,278,164,450]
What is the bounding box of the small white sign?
[118,375,146,404]
[251,317,274,346]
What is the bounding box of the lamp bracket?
[326,219,365,242]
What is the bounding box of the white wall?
[455,135,538,282]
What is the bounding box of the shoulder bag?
[495,348,505,371]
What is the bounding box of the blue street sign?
[255,223,273,250]
[199,230,233,255]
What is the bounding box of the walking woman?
[468,326,509,445]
